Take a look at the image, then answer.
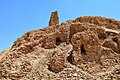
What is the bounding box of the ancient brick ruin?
[0,11,120,80]
[49,11,59,26]
[10,11,120,72]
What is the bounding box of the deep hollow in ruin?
[56,37,62,46]
[81,44,86,55]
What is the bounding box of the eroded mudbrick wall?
[11,12,120,72]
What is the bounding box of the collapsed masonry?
[10,11,120,73]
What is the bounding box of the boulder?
[49,52,66,73]
[102,39,118,52]
[71,50,83,65]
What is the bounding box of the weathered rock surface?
[103,39,118,52]
[71,30,101,65]
[0,11,120,80]
[50,51,66,73]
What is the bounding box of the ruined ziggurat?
[0,11,120,80]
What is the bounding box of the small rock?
[73,73,78,77]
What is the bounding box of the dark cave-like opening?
[56,37,62,46]
[81,44,86,55]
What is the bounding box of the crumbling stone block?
[49,11,59,26]
[49,51,66,73]
[70,23,88,38]
[117,38,120,53]
[71,50,83,65]
[42,34,56,49]
[102,39,118,52]
[71,30,101,65]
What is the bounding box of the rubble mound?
[0,11,120,80]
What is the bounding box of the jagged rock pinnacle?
[49,11,59,26]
